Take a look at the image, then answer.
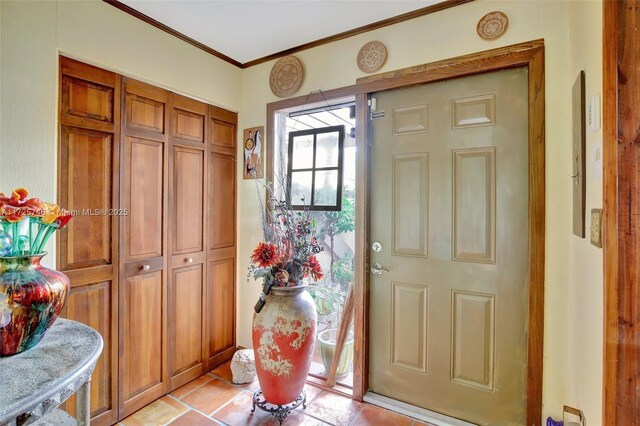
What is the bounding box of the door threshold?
[363,392,477,426]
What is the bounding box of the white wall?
[567,1,604,423]
[0,0,242,263]
[238,0,602,423]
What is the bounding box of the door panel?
[124,137,163,260]
[392,154,428,257]
[207,257,235,358]
[126,93,165,134]
[59,127,113,270]
[123,271,163,402]
[62,282,113,419]
[210,154,236,249]
[452,148,496,263]
[369,67,529,425]
[391,282,428,373]
[172,146,204,254]
[170,264,203,377]
[451,290,495,391]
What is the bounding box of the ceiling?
[117,0,449,65]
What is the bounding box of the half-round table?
[0,319,103,426]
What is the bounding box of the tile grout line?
[171,375,216,400]
[165,393,226,426]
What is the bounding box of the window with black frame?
[287,125,344,211]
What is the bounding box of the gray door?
[369,67,529,425]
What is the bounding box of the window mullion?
[310,133,317,206]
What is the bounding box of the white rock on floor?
[231,349,256,384]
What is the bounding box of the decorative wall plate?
[269,56,304,98]
[477,11,509,40]
[357,41,387,73]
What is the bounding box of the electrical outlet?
[590,208,602,248]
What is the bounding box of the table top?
[0,318,103,423]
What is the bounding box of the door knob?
[371,262,390,275]
[140,264,150,271]
[185,257,193,264]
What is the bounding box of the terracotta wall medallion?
[477,11,509,40]
[269,55,304,98]
[357,41,387,73]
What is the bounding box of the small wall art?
[477,11,509,40]
[243,126,264,179]
[357,41,388,73]
[269,56,304,98]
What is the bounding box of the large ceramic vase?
[252,285,317,405]
[0,253,69,356]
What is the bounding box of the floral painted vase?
[0,253,69,356]
[252,285,317,405]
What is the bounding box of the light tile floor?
[119,361,433,426]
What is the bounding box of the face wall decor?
[243,126,264,179]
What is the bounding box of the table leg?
[76,379,91,426]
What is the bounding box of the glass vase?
[0,253,69,356]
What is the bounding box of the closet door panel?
[169,265,204,378]
[59,127,113,271]
[61,282,114,421]
[124,137,163,260]
[172,146,204,254]
[207,257,235,359]
[210,154,236,249]
[122,271,164,407]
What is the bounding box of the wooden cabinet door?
[58,56,119,426]
[168,94,206,389]
[120,79,169,417]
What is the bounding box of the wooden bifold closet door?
[58,57,237,424]
[119,78,169,417]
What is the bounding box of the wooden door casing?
[119,78,170,417]
[58,56,120,426]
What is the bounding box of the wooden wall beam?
[603,1,640,424]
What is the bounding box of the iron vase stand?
[251,390,307,425]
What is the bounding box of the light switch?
[590,208,602,248]
[589,94,601,132]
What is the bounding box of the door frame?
[602,1,640,424]
[266,39,545,424]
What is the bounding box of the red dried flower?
[251,242,280,268]
[306,255,323,281]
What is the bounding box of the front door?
[369,67,529,425]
